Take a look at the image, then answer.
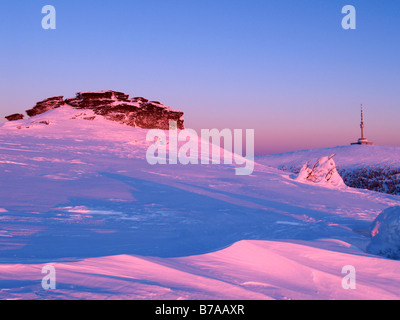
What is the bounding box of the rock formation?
[26,96,65,117]
[5,90,184,130]
[5,113,24,121]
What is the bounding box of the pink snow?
[1,239,400,300]
[1,106,400,300]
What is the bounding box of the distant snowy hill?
[257,145,400,169]
[1,103,400,300]
[258,145,400,195]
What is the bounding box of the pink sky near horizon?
[0,87,399,156]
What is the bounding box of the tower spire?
[351,103,374,145]
[360,104,364,139]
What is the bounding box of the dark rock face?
[132,97,149,103]
[5,113,24,121]
[66,90,184,129]
[78,91,130,101]
[134,103,184,130]
[25,96,65,117]
[5,90,185,129]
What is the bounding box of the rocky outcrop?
[5,113,24,121]
[25,96,65,117]
[5,90,184,130]
[65,91,130,110]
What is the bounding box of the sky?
[0,0,399,155]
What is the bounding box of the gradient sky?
[0,0,399,154]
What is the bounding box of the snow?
[2,239,400,300]
[258,145,400,195]
[295,154,346,188]
[367,206,400,259]
[1,107,400,299]
[257,145,400,170]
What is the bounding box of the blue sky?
[0,0,399,154]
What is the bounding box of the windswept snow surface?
[1,106,400,300]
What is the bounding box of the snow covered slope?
[257,145,400,170]
[1,107,400,300]
[258,145,400,195]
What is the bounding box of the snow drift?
[367,206,400,259]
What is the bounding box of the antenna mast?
[360,104,364,139]
[351,103,373,145]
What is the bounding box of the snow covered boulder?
[295,154,345,187]
[367,206,400,259]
